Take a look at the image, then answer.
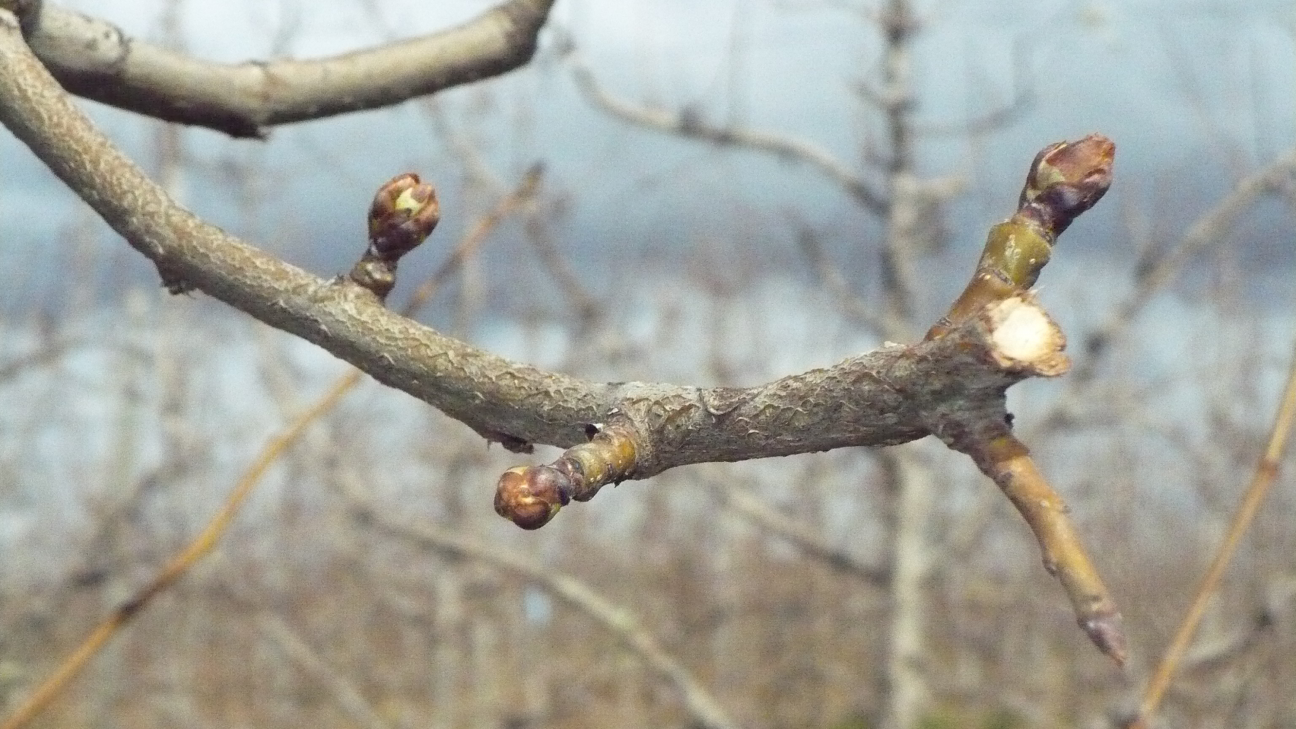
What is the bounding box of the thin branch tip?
[1083,610,1129,668]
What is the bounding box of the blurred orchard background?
[1,0,1294,727]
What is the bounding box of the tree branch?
[19,0,555,138]
[565,44,888,214]
[1,8,1126,663]
[341,477,740,729]
[0,13,1041,477]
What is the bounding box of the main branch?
[0,10,1125,662]
[0,12,1034,474]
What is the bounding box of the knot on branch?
[909,294,1068,453]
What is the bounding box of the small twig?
[708,479,891,586]
[565,43,887,213]
[974,433,1125,665]
[340,477,740,729]
[927,134,1114,340]
[1125,341,1296,728]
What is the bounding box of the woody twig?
[927,135,1127,665]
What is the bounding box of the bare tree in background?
[1,1,1295,728]
[566,1,1025,723]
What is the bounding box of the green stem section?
[926,218,1053,339]
[927,134,1114,340]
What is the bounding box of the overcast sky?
[0,0,1292,317]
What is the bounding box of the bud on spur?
[1018,134,1114,236]
[494,466,573,530]
[367,173,440,260]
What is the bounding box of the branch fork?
[490,134,1127,665]
[0,13,1126,664]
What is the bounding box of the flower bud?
[1018,134,1114,235]
[367,173,440,259]
[494,466,573,530]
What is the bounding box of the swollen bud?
[348,173,440,300]
[1018,134,1115,235]
[494,466,573,530]
[927,136,1115,341]
[368,173,440,260]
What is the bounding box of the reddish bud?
[494,466,573,530]
[1018,134,1115,235]
[368,173,440,259]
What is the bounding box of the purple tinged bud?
[494,466,573,530]
[1018,134,1115,236]
[367,173,440,260]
